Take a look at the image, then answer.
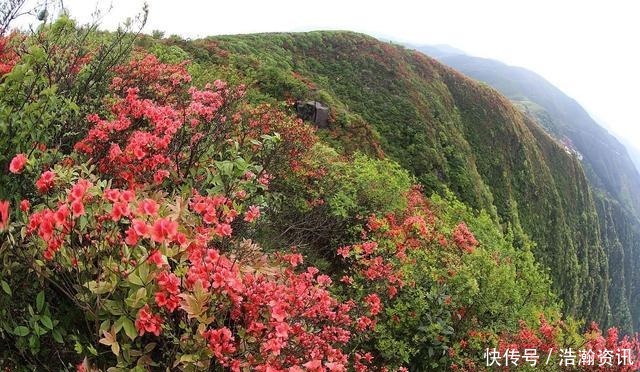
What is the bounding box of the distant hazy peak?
[404,43,467,59]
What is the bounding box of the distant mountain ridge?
[403,43,466,59]
[430,51,640,216]
[417,45,640,332]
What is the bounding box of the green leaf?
[99,319,110,332]
[29,334,38,349]
[126,273,145,287]
[86,280,115,294]
[33,322,46,336]
[114,316,125,333]
[87,344,98,356]
[217,160,234,176]
[13,326,29,337]
[143,342,156,353]
[1,280,11,296]
[79,215,88,230]
[40,315,53,329]
[52,329,63,343]
[103,299,125,316]
[138,263,149,284]
[36,291,45,313]
[122,318,137,340]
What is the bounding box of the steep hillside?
[436,54,640,217]
[152,31,625,329]
[427,51,640,332]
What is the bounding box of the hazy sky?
[18,0,640,149]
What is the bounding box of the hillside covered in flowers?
[0,7,639,372]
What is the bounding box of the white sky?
[18,0,640,150]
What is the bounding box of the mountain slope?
[160,31,624,329]
[436,53,640,217]
[427,50,640,332]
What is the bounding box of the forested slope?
[434,52,640,333]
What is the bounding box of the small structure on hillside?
[296,101,329,128]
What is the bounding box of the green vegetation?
[150,31,620,329]
[437,52,640,333]
[1,13,638,370]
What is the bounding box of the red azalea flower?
[151,218,178,243]
[9,153,27,174]
[132,219,149,236]
[148,250,166,268]
[35,170,56,193]
[0,200,9,230]
[243,205,260,222]
[125,227,138,246]
[137,199,159,216]
[204,327,236,359]
[135,305,163,336]
[71,200,85,217]
[214,223,232,237]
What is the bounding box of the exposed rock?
[296,101,329,128]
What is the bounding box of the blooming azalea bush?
[258,143,414,261]
[0,33,20,76]
[8,164,376,370]
[335,187,480,368]
[0,40,381,369]
[331,189,640,371]
[0,14,146,202]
